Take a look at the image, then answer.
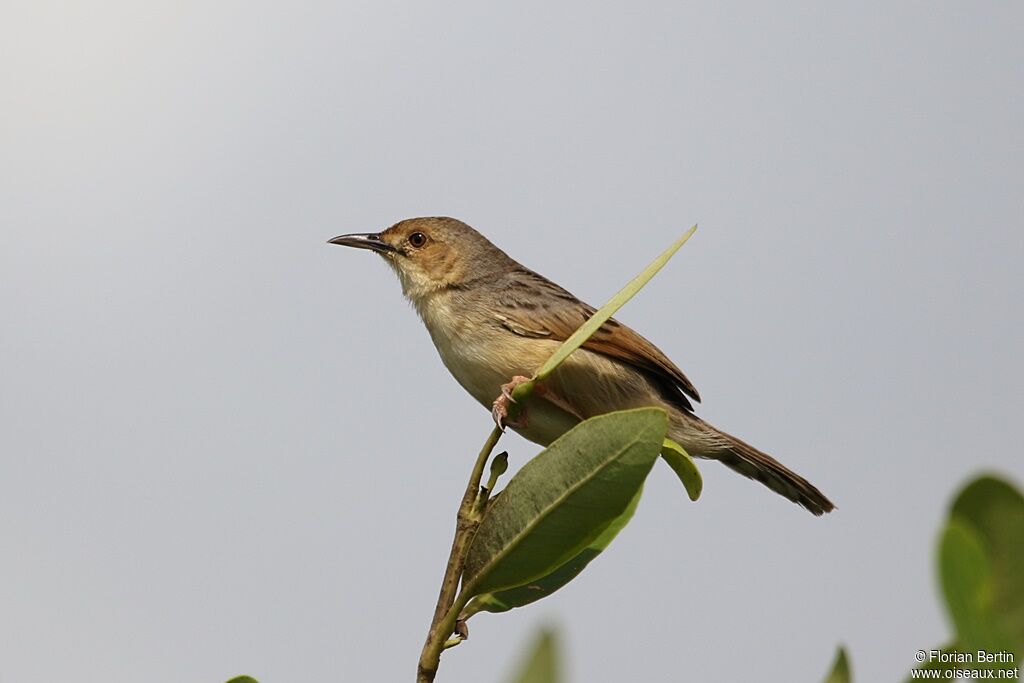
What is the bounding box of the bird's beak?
[327,232,398,254]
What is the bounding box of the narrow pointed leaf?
[507,629,560,683]
[511,227,697,401]
[660,438,702,501]
[822,647,851,683]
[466,486,643,615]
[463,408,667,597]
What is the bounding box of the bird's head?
[329,217,513,299]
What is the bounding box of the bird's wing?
[492,267,700,411]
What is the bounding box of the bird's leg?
[491,375,536,429]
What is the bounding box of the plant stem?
[417,425,504,682]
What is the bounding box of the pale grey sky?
[1,2,1022,682]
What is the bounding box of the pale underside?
[414,281,719,454]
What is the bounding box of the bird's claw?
[491,375,532,430]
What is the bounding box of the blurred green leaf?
[939,519,1018,673]
[466,486,643,615]
[940,520,994,643]
[524,226,697,387]
[909,474,1024,681]
[463,408,667,596]
[949,475,1024,651]
[224,677,259,683]
[822,646,851,683]
[660,438,702,501]
[507,628,560,683]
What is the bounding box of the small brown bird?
[329,217,834,515]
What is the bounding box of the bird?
[329,217,834,516]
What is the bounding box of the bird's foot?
[491,375,533,430]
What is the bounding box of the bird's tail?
[673,416,835,516]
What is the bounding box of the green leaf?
[939,520,1015,665]
[463,408,667,596]
[822,646,851,683]
[660,438,702,501]
[224,677,259,683]
[911,475,1024,681]
[949,475,1024,653]
[506,628,560,683]
[466,485,643,615]
[514,226,697,398]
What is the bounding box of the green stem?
[417,425,504,683]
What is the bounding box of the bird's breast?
[416,294,558,407]
[413,291,673,448]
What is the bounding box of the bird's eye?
[408,232,428,248]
